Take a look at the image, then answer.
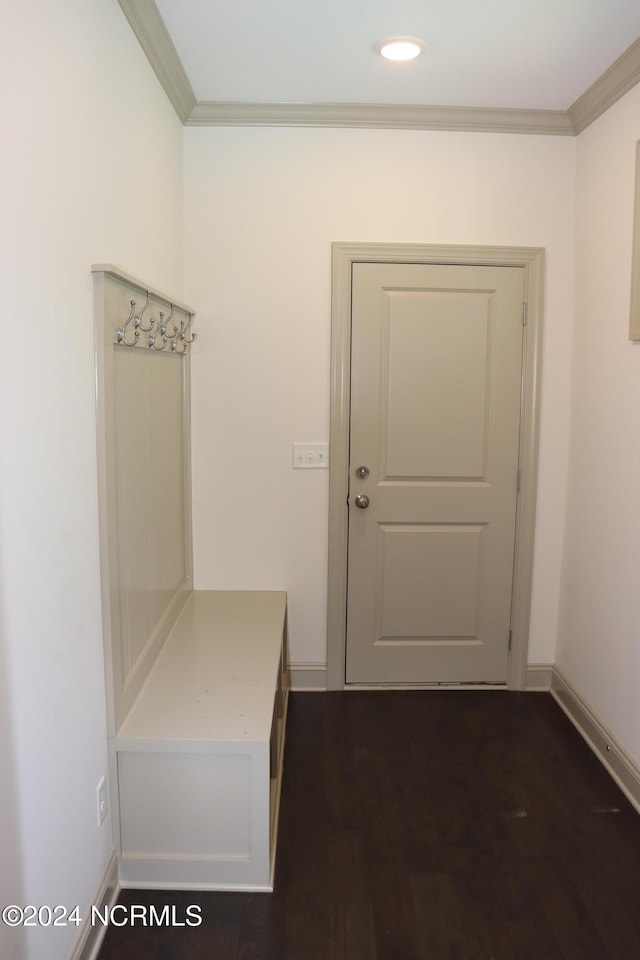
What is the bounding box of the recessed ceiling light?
[375,37,424,62]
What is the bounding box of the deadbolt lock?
[355,465,370,479]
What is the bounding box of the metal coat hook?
[148,311,168,351]
[135,291,154,333]
[117,300,139,346]
[182,313,196,344]
[163,304,179,340]
[171,320,187,355]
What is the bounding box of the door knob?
[354,494,370,509]
[355,465,370,479]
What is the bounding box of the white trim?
[116,0,196,124]
[551,667,640,815]
[118,879,273,893]
[525,664,553,690]
[187,101,573,136]
[289,663,327,691]
[629,142,640,341]
[66,852,119,960]
[327,243,545,692]
[568,37,640,135]
[91,263,195,316]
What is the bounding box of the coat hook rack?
[115,290,196,354]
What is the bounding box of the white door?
[346,262,524,684]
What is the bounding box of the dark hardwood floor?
[97,692,640,959]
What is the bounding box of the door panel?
[385,292,489,478]
[346,262,523,684]
[378,523,484,639]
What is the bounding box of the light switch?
[293,442,329,469]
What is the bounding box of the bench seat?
[113,590,289,891]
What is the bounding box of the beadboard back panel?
[93,265,194,734]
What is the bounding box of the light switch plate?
[293,442,329,469]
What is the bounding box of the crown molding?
[568,36,640,134]
[187,101,573,135]
[121,0,640,136]
[117,0,196,124]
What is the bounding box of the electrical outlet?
[293,442,329,469]
[96,777,107,828]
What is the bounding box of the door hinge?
[517,468,521,493]
[508,629,513,651]
[522,302,528,326]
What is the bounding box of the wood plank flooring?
[97,692,640,959]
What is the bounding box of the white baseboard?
[525,663,553,690]
[67,850,119,960]
[551,666,640,815]
[289,662,327,690]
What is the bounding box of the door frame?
[326,242,545,690]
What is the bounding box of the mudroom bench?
[93,265,288,891]
[115,590,289,890]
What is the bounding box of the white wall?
[557,82,640,766]
[184,127,576,670]
[0,2,183,959]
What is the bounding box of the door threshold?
[344,682,508,691]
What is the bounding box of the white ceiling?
[154,0,640,111]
